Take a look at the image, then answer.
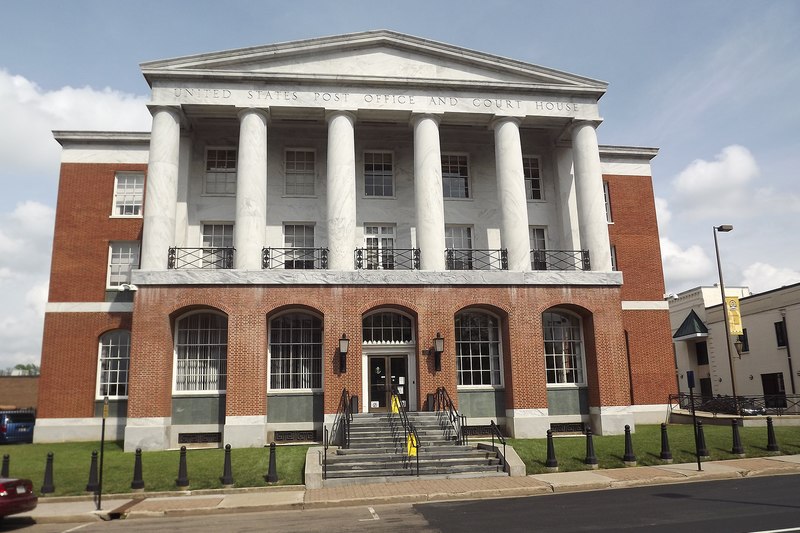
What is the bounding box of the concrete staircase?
[323,412,506,484]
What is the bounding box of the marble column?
[493,117,531,271]
[571,121,612,271]
[234,108,269,270]
[412,114,446,271]
[326,111,357,271]
[141,106,181,271]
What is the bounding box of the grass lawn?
[3,423,799,496]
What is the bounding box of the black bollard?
[766,416,780,453]
[1,454,9,477]
[659,423,673,463]
[265,442,278,483]
[175,446,189,488]
[41,452,55,494]
[584,428,598,469]
[220,444,234,487]
[85,450,99,492]
[731,419,745,457]
[131,448,145,491]
[696,420,709,458]
[623,425,636,466]
[545,429,558,472]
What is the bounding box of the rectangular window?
[523,156,543,200]
[364,225,395,270]
[738,328,750,353]
[442,154,469,198]
[202,224,233,269]
[284,224,315,269]
[98,330,130,398]
[603,181,613,223]
[775,321,788,347]
[113,173,144,217]
[107,242,140,288]
[530,227,547,270]
[610,245,618,271]
[445,225,473,270]
[205,148,237,195]
[364,152,394,197]
[695,341,709,366]
[285,149,315,196]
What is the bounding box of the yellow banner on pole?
[725,296,744,336]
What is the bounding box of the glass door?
[368,355,408,412]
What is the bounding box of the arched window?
[543,310,586,385]
[269,312,322,390]
[174,312,228,393]
[97,330,130,398]
[455,311,502,386]
[362,311,413,344]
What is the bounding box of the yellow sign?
[391,396,400,414]
[725,296,743,336]
[407,434,417,456]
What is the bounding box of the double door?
[368,355,408,412]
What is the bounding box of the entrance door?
[368,355,408,412]
[761,372,787,408]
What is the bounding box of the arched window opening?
[174,312,228,392]
[543,311,586,386]
[455,311,502,386]
[362,312,413,344]
[269,312,323,390]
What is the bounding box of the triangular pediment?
[673,309,709,342]
[141,30,606,94]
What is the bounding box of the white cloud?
[741,263,800,294]
[0,70,150,370]
[654,196,671,227]
[660,237,714,290]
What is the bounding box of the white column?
[493,117,530,271]
[326,111,357,271]
[412,114,446,271]
[141,106,181,271]
[234,108,269,270]
[571,121,612,271]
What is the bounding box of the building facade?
[37,31,674,450]
[671,283,799,402]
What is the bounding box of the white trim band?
[46,302,134,313]
[621,301,670,310]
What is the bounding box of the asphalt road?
[4,474,800,532]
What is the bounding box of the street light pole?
[713,224,739,414]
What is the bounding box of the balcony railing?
[669,393,800,416]
[531,249,591,271]
[262,247,328,270]
[168,247,235,269]
[354,248,420,270]
[445,249,508,271]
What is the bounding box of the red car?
[0,478,38,519]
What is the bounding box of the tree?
[12,363,40,376]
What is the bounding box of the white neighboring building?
[670,283,799,404]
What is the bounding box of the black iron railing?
[389,387,420,476]
[445,249,508,271]
[168,247,234,269]
[669,393,800,417]
[262,248,328,270]
[433,387,466,445]
[323,388,352,480]
[489,420,508,473]
[531,249,591,271]
[354,248,420,270]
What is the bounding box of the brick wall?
[49,163,145,303]
[0,377,39,409]
[624,309,677,404]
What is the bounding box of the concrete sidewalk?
[15,454,800,524]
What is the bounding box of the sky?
[1,0,799,370]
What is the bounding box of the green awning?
[673,309,708,342]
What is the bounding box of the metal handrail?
[668,392,800,417]
[262,247,328,269]
[323,388,351,480]
[434,387,466,445]
[168,247,234,269]
[354,248,421,270]
[531,249,591,271]
[489,420,507,473]
[445,249,508,271]
[389,388,420,476]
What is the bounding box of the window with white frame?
[364,152,393,197]
[269,312,322,390]
[284,224,315,269]
[364,225,395,270]
[523,156,543,200]
[285,149,315,196]
[97,330,130,398]
[445,225,473,270]
[543,310,586,385]
[205,148,237,195]
[174,312,228,393]
[362,311,413,344]
[530,227,547,270]
[442,154,469,198]
[455,311,502,386]
[603,181,613,223]
[201,223,233,268]
[107,242,140,288]
[112,173,144,217]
